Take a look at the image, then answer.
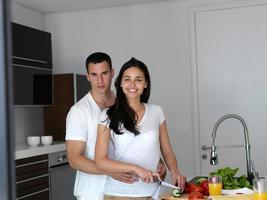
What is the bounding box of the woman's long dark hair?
[107,57,151,136]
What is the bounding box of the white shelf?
[15,141,66,160]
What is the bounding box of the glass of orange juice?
[253,177,267,200]
[208,176,222,196]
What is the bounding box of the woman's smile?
[127,88,138,93]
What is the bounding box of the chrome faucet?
[210,114,254,183]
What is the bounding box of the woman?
[95,57,185,199]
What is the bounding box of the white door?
[191,1,267,176]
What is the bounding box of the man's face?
[87,61,114,94]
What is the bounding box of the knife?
[159,180,181,190]
[154,176,180,190]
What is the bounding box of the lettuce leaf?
[209,167,252,189]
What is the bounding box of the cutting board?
[160,193,207,200]
[160,193,187,200]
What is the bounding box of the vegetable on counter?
[183,178,209,197]
[209,167,252,189]
[172,188,182,197]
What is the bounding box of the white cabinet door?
[192,2,267,176]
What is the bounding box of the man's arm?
[66,140,105,174]
[66,140,137,183]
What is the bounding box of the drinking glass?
[254,177,267,200]
[208,176,222,196]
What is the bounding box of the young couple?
[66,52,186,200]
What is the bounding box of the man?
[66,52,166,200]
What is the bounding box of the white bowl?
[41,136,53,145]
[27,136,40,147]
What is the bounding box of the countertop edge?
[15,142,66,160]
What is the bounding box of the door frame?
[0,0,16,199]
[189,0,267,175]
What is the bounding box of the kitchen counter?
[15,141,66,160]
[160,194,253,200]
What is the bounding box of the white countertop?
[15,141,66,160]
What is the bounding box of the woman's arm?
[95,124,158,183]
[159,121,186,189]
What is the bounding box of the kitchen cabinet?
[44,74,90,141]
[12,22,53,105]
[16,154,49,200]
[12,22,52,68]
[13,65,52,105]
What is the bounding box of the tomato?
[188,191,204,200]
[187,183,198,193]
[195,185,205,194]
[199,180,209,196]
[184,182,190,193]
[185,181,208,196]
[199,180,208,191]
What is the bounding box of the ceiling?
[12,0,167,13]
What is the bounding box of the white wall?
[11,3,46,145]
[11,2,45,30]
[44,0,203,177]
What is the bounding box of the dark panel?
[19,190,49,200]
[16,155,49,198]
[44,74,74,140]
[76,74,90,101]
[16,162,49,182]
[13,65,52,105]
[12,22,52,68]
[16,176,49,197]
[16,154,48,166]
[33,73,52,104]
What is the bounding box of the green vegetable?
[172,188,182,197]
[195,177,207,185]
[209,167,252,190]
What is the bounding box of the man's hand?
[111,172,139,184]
[157,159,167,180]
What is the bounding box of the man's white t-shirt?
[66,92,109,199]
[98,103,165,198]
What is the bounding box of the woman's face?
[121,66,147,101]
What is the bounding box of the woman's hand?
[171,170,186,190]
[134,165,160,183]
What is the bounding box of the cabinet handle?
[16,188,49,200]
[16,159,48,168]
[13,63,52,71]
[16,173,49,184]
[13,56,47,64]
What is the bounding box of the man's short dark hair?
[85,52,112,73]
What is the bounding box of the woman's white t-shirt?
[98,103,165,197]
